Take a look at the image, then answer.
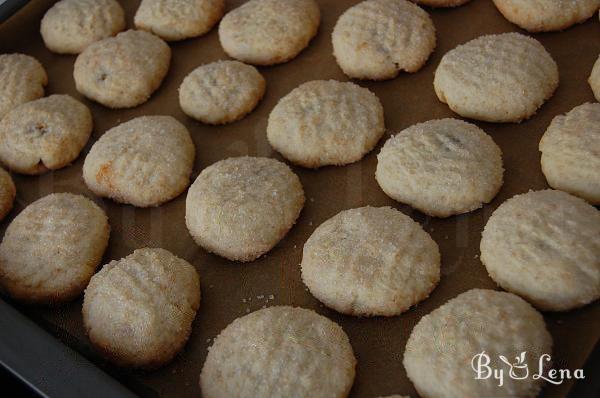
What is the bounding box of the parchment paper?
[0,1,598,397]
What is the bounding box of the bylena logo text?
[471,351,585,387]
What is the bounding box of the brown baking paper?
[1,0,599,397]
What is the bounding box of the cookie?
[589,55,600,102]
[41,0,126,54]
[434,32,559,123]
[218,0,320,65]
[83,116,195,207]
[411,0,471,6]
[200,306,356,398]
[540,103,600,204]
[267,80,385,168]
[134,0,224,41]
[83,248,200,368]
[179,60,266,125]
[332,0,436,80]
[0,193,109,304]
[0,53,47,120]
[492,0,600,32]
[481,190,600,311]
[0,168,15,222]
[404,289,552,398]
[0,94,92,175]
[186,157,304,262]
[74,30,171,108]
[376,118,504,217]
[302,206,440,316]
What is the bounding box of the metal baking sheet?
[0,1,599,397]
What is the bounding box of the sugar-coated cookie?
[186,157,304,262]
[74,30,171,108]
[540,103,600,204]
[0,94,92,175]
[404,289,552,398]
[481,190,600,311]
[332,0,436,80]
[267,80,385,168]
[376,118,504,217]
[0,168,15,222]
[218,0,320,65]
[0,193,109,304]
[41,0,125,54]
[200,306,356,398]
[0,53,47,120]
[302,206,440,316]
[83,248,200,368]
[492,0,600,32]
[179,60,266,124]
[83,116,195,207]
[134,0,224,41]
[434,32,558,123]
[588,55,600,102]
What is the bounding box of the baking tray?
[0,1,599,397]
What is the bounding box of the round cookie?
[332,0,436,80]
[404,289,552,398]
[134,0,224,41]
[0,193,109,304]
[480,190,600,311]
[0,53,47,120]
[218,0,320,65]
[74,30,171,108]
[539,103,600,204]
[83,248,200,368]
[588,55,600,102]
[301,206,440,316]
[179,60,266,125]
[267,80,385,168]
[492,0,600,32]
[0,94,92,175]
[41,0,126,54]
[434,32,559,123]
[83,115,195,207]
[186,157,304,262]
[376,118,504,217]
[200,306,356,398]
[0,168,15,222]
[411,0,471,6]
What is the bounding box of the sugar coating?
[376,118,504,217]
[0,193,109,304]
[267,80,385,168]
[218,0,320,65]
[41,0,125,54]
[404,289,552,398]
[200,306,356,398]
[492,0,600,32]
[589,55,600,102]
[0,94,92,175]
[134,0,224,41]
[0,168,15,222]
[0,53,47,120]
[481,190,600,311]
[332,0,436,80]
[83,115,195,207]
[74,30,171,108]
[83,248,200,368]
[179,60,266,125]
[539,103,600,204]
[412,0,471,6]
[434,32,559,123]
[302,206,440,316]
[186,157,305,262]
